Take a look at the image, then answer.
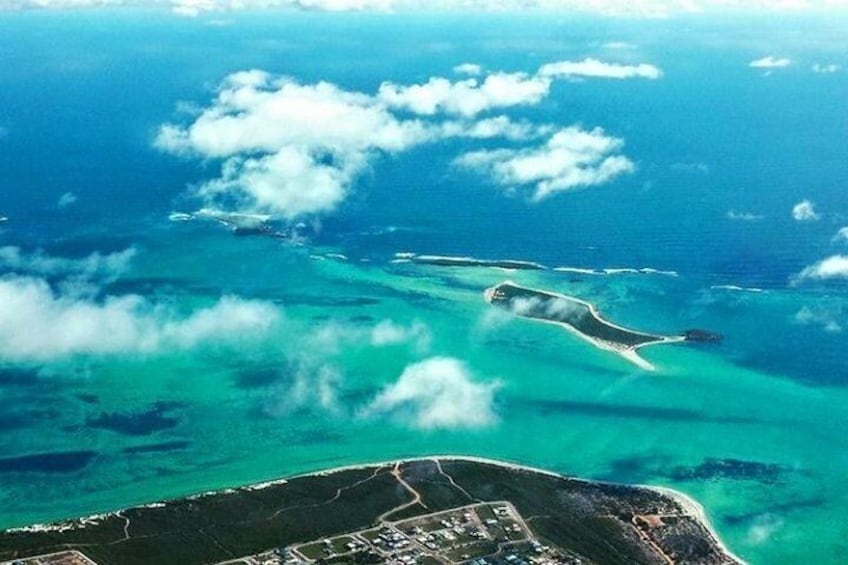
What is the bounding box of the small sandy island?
[484,280,689,370]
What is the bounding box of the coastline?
[484,280,686,371]
[3,454,742,565]
[648,485,748,565]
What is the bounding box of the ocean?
[1,9,847,563]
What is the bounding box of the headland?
[0,456,741,565]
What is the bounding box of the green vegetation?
[0,458,733,565]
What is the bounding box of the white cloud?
[726,209,764,221]
[377,72,551,117]
[791,199,820,221]
[166,295,279,347]
[261,318,434,417]
[833,227,848,243]
[539,57,662,80]
[170,0,395,15]
[9,0,846,14]
[508,296,542,316]
[812,63,841,74]
[306,322,359,354]
[157,72,428,158]
[602,41,637,50]
[160,57,658,218]
[170,0,218,16]
[747,514,784,545]
[439,115,551,141]
[294,0,394,10]
[198,147,357,219]
[477,306,514,332]
[361,357,500,430]
[0,275,279,362]
[263,363,343,417]
[0,246,136,282]
[308,318,432,355]
[749,56,791,69]
[57,192,78,209]
[454,126,635,200]
[157,72,433,219]
[160,62,646,217]
[797,255,848,281]
[543,296,586,318]
[507,295,587,321]
[370,319,431,354]
[795,305,842,333]
[2,0,396,12]
[453,63,483,76]
[3,0,126,7]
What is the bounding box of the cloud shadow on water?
[0,451,97,474]
[86,401,186,436]
[722,497,826,526]
[122,440,192,455]
[234,367,283,389]
[523,398,758,425]
[0,368,42,388]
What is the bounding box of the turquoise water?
[1,10,847,564]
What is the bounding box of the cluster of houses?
[371,527,413,553]
[366,508,499,563]
[270,503,579,565]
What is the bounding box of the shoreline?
[484,280,685,371]
[393,252,680,278]
[648,485,747,565]
[3,454,743,564]
[404,253,546,271]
